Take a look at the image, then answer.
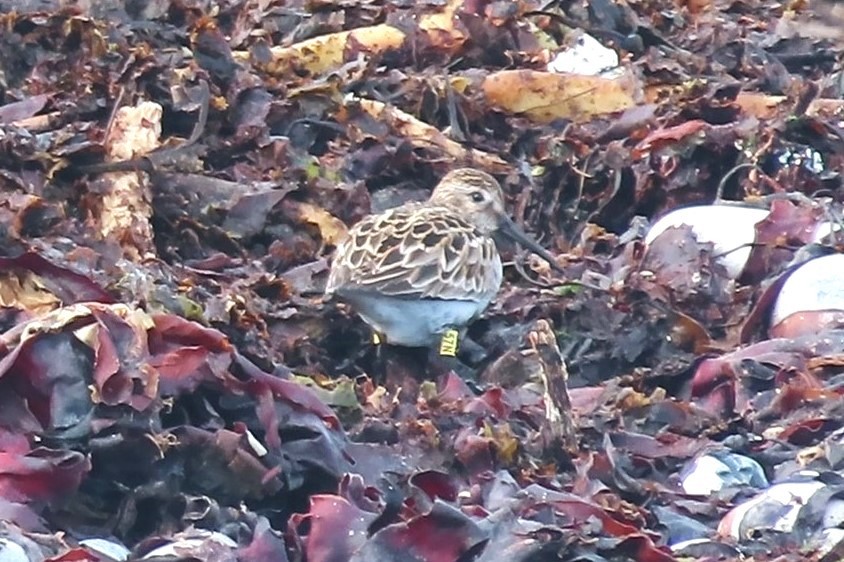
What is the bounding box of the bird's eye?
[471,191,485,203]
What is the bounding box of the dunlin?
[326,168,560,356]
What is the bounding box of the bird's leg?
[456,336,489,367]
[370,331,388,383]
[428,328,481,391]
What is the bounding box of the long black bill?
[497,215,565,274]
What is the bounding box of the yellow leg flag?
[439,329,459,357]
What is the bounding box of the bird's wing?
[326,205,502,301]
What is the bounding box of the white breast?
[352,295,493,347]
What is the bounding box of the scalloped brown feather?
[325,202,502,302]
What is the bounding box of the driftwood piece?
[528,319,577,453]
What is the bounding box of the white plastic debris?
[546,31,620,76]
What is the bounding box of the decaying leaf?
[252,25,407,77]
[92,101,162,260]
[345,96,509,172]
[232,0,468,78]
[0,272,61,316]
[290,201,348,247]
[482,69,641,123]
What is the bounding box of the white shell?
[823,498,844,528]
[0,539,30,562]
[645,205,835,279]
[141,531,236,559]
[645,205,770,279]
[720,477,825,539]
[771,253,844,327]
[679,452,766,496]
[79,539,131,561]
[680,455,731,496]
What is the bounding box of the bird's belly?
[351,295,489,347]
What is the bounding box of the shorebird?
[325,168,561,358]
